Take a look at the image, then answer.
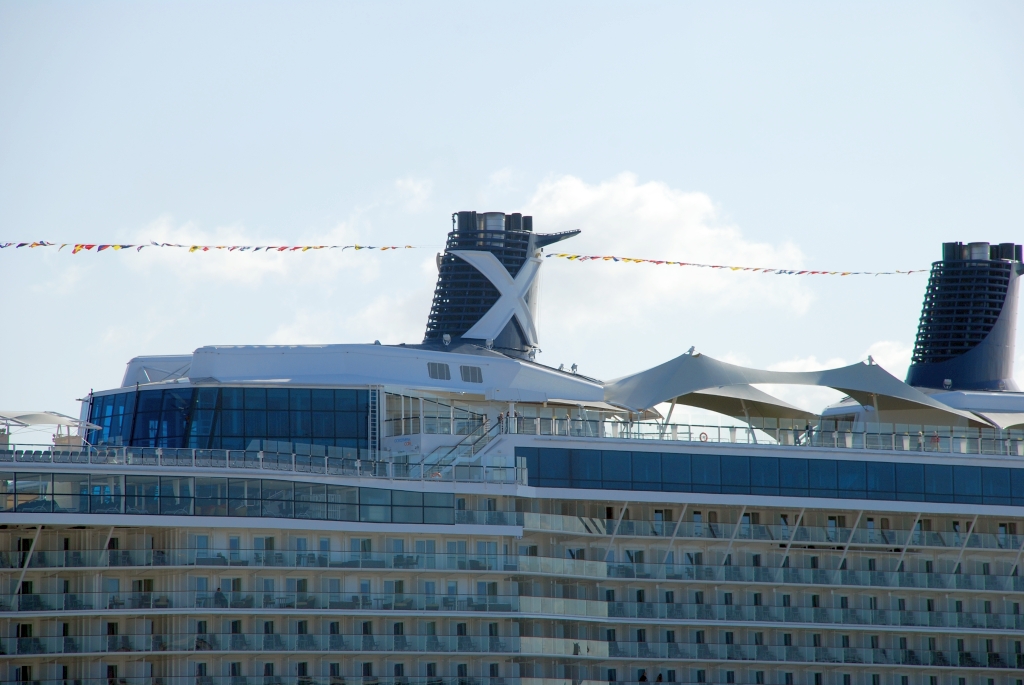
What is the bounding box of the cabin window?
[427,362,451,380]
[459,365,483,383]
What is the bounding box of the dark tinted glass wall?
[89,388,369,451]
[516,447,1024,507]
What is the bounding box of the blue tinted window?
[267,388,289,411]
[924,464,953,502]
[570,449,602,486]
[779,458,808,495]
[953,466,982,504]
[220,388,243,410]
[982,468,1011,505]
[539,449,570,487]
[750,457,779,494]
[808,460,837,497]
[691,455,721,493]
[837,461,866,498]
[196,388,219,410]
[137,390,163,413]
[243,388,266,410]
[336,390,358,412]
[632,451,662,490]
[311,389,334,411]
[661,453,691,490]
[866,462,895,499]
[895,463,924,501]
[721,455,750,494]
[602,451,632,488]
[290,388,312,411]
[1013,469,1024,506]
[291,411,312,439]
[245,410,267,437]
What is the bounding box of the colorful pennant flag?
[543,252,928,276]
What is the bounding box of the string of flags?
[0,241,419,254]
[544,252,929,276]
[1,240,929,275]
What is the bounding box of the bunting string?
[0,241,421,254]
[544,252,928,276]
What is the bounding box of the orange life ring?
[699,432,708,442]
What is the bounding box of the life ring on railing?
[699,432,708,442]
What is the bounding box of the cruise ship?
[2,214,1023,685]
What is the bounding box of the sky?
[2,1,1023,422]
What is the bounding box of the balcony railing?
[2,631,1023,671]
[5,549,1024,595]
[4,590,1023,633]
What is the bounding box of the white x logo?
[451,250,541,347]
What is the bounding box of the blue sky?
[2,1,1023,418]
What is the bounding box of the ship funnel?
[423,211,579,358]
[906,241,1024,391]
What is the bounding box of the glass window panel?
[424,508,455,525]
[360,488,391,506]
[895,463,924,499]
[220,410,244,437]
[779,458,808,495]
[267,388,289,411]
[137,389,163,413]
[196,388,219,410]
[691,454,721,493]
[808,460,837,497]
[424,492,453,508]
[90,474,124,514]
[392,506,423,523]
[228,478,261,517]
[924,464,953,502]
[312,411,334,438]
[539,448,570,486]
[243,388,266,410]
[245,410,267,438]
[518,447,539,486]
[750,457,779,494]
[194,477,227,516]
[721,455,750,494]
[125,475,159,514]
[570,449,602,486]
[661,453,691,486]
[982,467,1011,505]
[266,411,289,438]
[336,412,358,437]
[291,411,312,440]
[290,388,312,411]
[336,390,358,412]
[601,450,632,488]
[1012,468,1024,506]
[220,388,243,410]
[16,472,53,512]
[837,460,866,497]
[866,462,895,499]
[311,389,334,411]
[631,451,662,490]
[295,482,328,519]
[0,472,13,511]
[327,485,359,521]
[53,473,90,513]
[262,480,294,500]
[952,466,982,503]
[131,412,162,446]
[393,490,423,507]
[356,390,370,413]
[160,476,193,515]
[360,505,391,523]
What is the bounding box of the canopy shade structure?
[0,410,100,430]
[673,384,817,422]
[604,352,986,427]
[971,411,1024,430]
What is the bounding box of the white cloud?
[395,177,433,212]
[524,173,813,378]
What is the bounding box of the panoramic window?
[427,362,451,381]
[459,365,483,383]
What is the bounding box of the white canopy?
[0,411,100,430]
[604,352,984,427]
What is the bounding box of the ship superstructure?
[2,217,1023,685]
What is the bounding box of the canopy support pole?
[16,525,43,595]
[659,398,678,439]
